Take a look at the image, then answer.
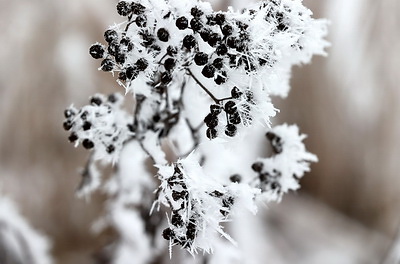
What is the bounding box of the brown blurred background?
[0,0,399,263]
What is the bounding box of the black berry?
[251,162,264,172]
[190,18,202,32]
[164,58,176,71]
[231,87,242,98]
[229,112,241,125]
[90,96,102,106]
[106,145,115,153]
[201,64,215,78]
[206,128,218,139]
[126,66,138,80]
[82,139,94,149]
[182,35,197,50]
[194,52,208,66]
[176,16,189,30]
[135,14,147,27]
[216,44,228,56]
[210,104,222,115]
[200,30,211,42]
[208,33,221,47]
[204,113,218,128]
[64,109,75,118]
[131,2,145,15]
[83,121,92,131]
[222,24,233,36]
[89,44,104,59]
[116,1,131,16]
[230,174,242,183]
[118,71,127,81]
[135,58,148,71]
[167,45,178,56]
[63,121,73,131]
[224,101,237,114]
[161,72,172,84]
[212,58,224,69]
[214,71,227,85]
[191,6,203,17]
[157,28,169,42]
[68,132,78,143]
[104,29,118,43]
[162,228,174,240]
[225,124,237,137]
[101,59,114,72]
[214,13,225,25]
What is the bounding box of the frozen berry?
[201,64,215,78]
[126,66,138,80]
[104,29,118,43]
[83,121,92,131]
[190,18,202,32]
[229,112,241,125]
[216,44,228,55]
[118,71,127,81]
[89,44,104,59]
[164,58,175,71]
[115,53,126,64]
[135,58,148,71]
[116,1,131,16]
[206,128,217,139]
[214,13,225,25]
[68,132,78,143]
[161,72,172,84]
[107,41,119,56]
[131,2,145,15]
[162,228,174,240]
[208,33,221,47]
[191,6,203,17]
[225,124,237,137]
[182,35,197,50]
[222,24,233,36]
[200,30,211,42]
[204,113,218,128]
[212,58,224,69]
[194,52,208,66]
[214,71,227,85]
[210,104,222,115]
[231,86,242,98]
[251,162,264,172]
[226,37,238,49]
[171,213,184,227]
[135,14,147,27]
[108,93,117,103]
[157,28,169,42]
[167,45,178,56]
[82,139,94,149]
[90,96,102,106]
[230,174,242,183]
[224,101,237,114]
[106,145,115,153]
[64,109,75,118]
[101,59,114,72]
[176,16,189,30]
[63,121,73,131]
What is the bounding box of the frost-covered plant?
[63,0,328,262]
[0,192,52,264]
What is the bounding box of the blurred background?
[0,0,399,263]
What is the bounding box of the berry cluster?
[161,164,199,248]
[204,87,255,139]
[251,161,282,195]
[158,161,237,253]
[63,93,132,161]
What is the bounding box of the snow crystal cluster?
[63,0,328,261]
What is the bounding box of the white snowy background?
[0,0,399,263]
